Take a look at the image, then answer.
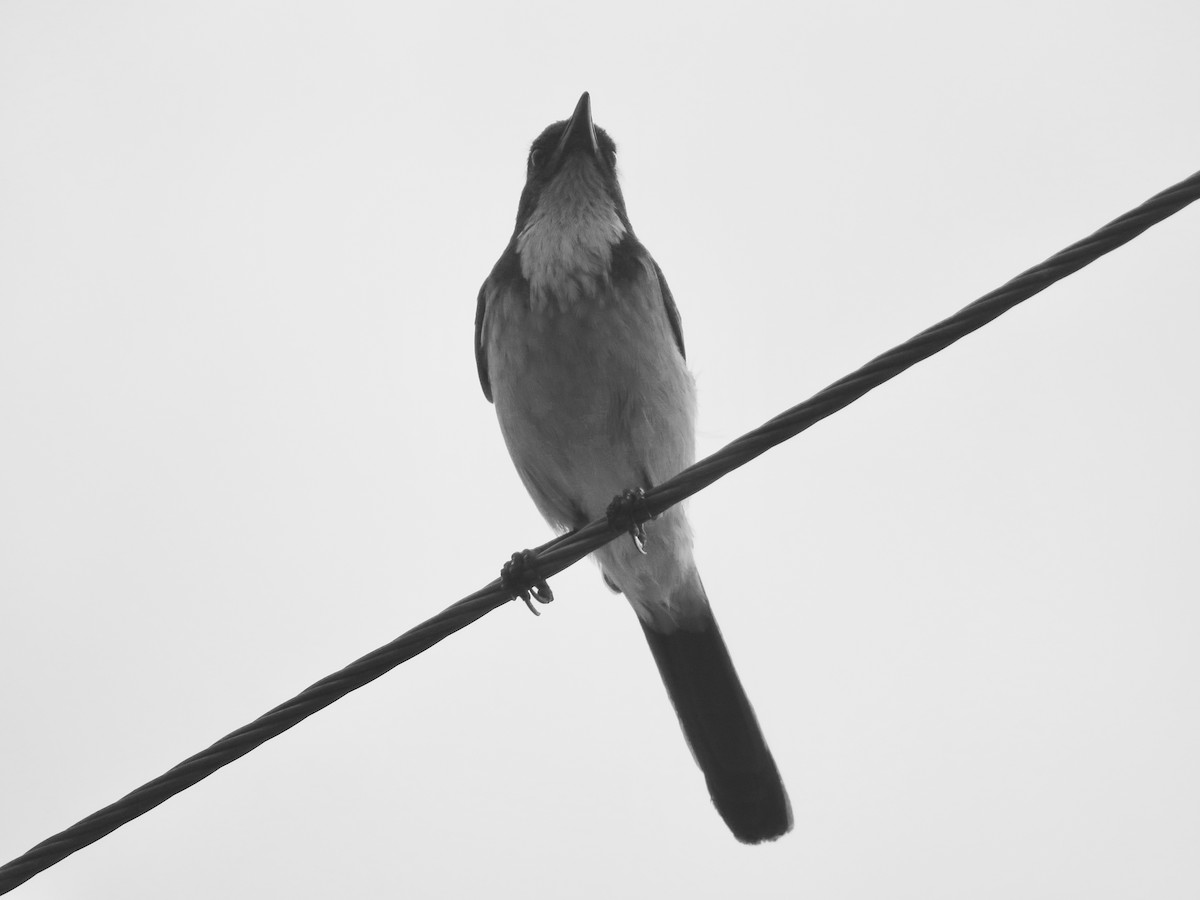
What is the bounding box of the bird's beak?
[551,91,600,169]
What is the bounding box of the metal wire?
[2,167,1198,895]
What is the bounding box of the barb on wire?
[2,168,1198,895]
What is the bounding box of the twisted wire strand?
[2,168,1197,894]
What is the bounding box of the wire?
[2,168,1198,894]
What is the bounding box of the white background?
[3,2,1199,897]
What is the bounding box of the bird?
[474,92,791,844]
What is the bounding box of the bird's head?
[513,92,628,230]
[510,93,632,295]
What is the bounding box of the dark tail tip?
[640,616,792,843]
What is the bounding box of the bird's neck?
[516,164,626,311]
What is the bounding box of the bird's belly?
[487,292,695,530]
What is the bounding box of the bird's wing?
[474,279,493,402]
[652,258,686,361]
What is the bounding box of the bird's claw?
[606,487,653,555]
[501,550,554,616]
[632,526,647,555]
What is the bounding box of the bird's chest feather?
[486,270,693,528]
[487,277,659,440]
[484,248,694,510]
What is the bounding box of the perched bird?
[474,93,791,843]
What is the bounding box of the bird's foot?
[500,550,554,616]
[606,487,654,555]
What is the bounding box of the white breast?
[515,158,626,312]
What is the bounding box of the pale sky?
[2,2,1199,897]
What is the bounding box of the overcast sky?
[3,2,1199,897]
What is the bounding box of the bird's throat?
[516,161,626,312]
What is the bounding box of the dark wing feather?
[652,258,686,360]
[474,280,492,402]
[610,234,687,361]
[477,245,528,403]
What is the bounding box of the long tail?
[639,586,792,843]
